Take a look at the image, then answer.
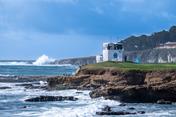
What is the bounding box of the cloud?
[92,7,104,15]
[43,0,79,4]
[113,0,175,18]
[0,0,176,59]
[0,0,176,36]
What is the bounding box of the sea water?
[0,62,176,117]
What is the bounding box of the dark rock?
[16,83,33,87]
[21,106,28,109]
[102,106,111,112]
[96,111,136,115]
[138,111,145,114]
[119,103,126,106]
[0,87,11,89]
[25,86,47,90]
[76,91,83,94]
[23,106,27,108]
[128,107,135,110]
[123,70,146,85]
[25,96,78,102]
[96,105,145,116]
[90,83,176,103]
[157,99,172,104]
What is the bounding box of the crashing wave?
[33,55,55,66]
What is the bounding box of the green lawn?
[84,61,176,71]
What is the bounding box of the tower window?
[113,53,118,58]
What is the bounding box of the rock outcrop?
[96,106,145,115]
[25,96,78,102]
[47,67,176,103]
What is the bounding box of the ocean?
[0,61,176,117]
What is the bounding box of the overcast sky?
[1,0,176,60]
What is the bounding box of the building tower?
[102,42,123,62]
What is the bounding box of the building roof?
[165,42,176,45]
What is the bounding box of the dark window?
[113,53,118,58]
[107,45,111,50]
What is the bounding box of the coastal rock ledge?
[47,65,176,103]
[25,96,78,102]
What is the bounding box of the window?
[113,53,118,58]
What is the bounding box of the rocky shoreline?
[47,66,176,103]
[0,66,175,116]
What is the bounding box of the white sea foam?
[0,74,14,77]
[0,57,77,67]
[33,55,55,66]
[0,62,29,66]
[36,98,120,117]
[19,89,120,117]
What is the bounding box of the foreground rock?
[157,99,172,104]
[25,96,78,102]
[0,87,11,89]
[16,83,47,90]
[96,106,145,116]
[0,75,58,83]
[47,67,176,103]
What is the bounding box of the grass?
[84,61,176,71]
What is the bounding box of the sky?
[0,0,176,60]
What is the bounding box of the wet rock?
[128,107,135,110]
[0,87,11,89]
[119,103,126,106]
[16,83,33,87]
[96,105,145,116]
[76,91,83,94]
[138,111,145,114]
[96,111,137,115]
[102,106,111,112]
[23,106,27,108]
[25,96,78,102]
[21,106,28,109]
[157,99,172,104]
[25,86,47,90]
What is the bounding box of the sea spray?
[33,55,55,65]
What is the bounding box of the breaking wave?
[33,55,55,66]
[0,62,29,66]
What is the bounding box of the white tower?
[102,42,123,62]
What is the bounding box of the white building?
[156,42,176,49]
[96,42,124,63]
[96,55,103,63]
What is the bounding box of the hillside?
[121,26,176,51]
[54,56,96,65]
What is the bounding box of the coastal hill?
[54,56,96,66]
[48,61,176,103]
[121,26,176,63]
[121,26,176,51]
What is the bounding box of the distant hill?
[121,26,176,51]
[55,56,96,66]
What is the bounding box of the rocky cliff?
[47,64,176,103]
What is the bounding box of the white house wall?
[103,49,123,61]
